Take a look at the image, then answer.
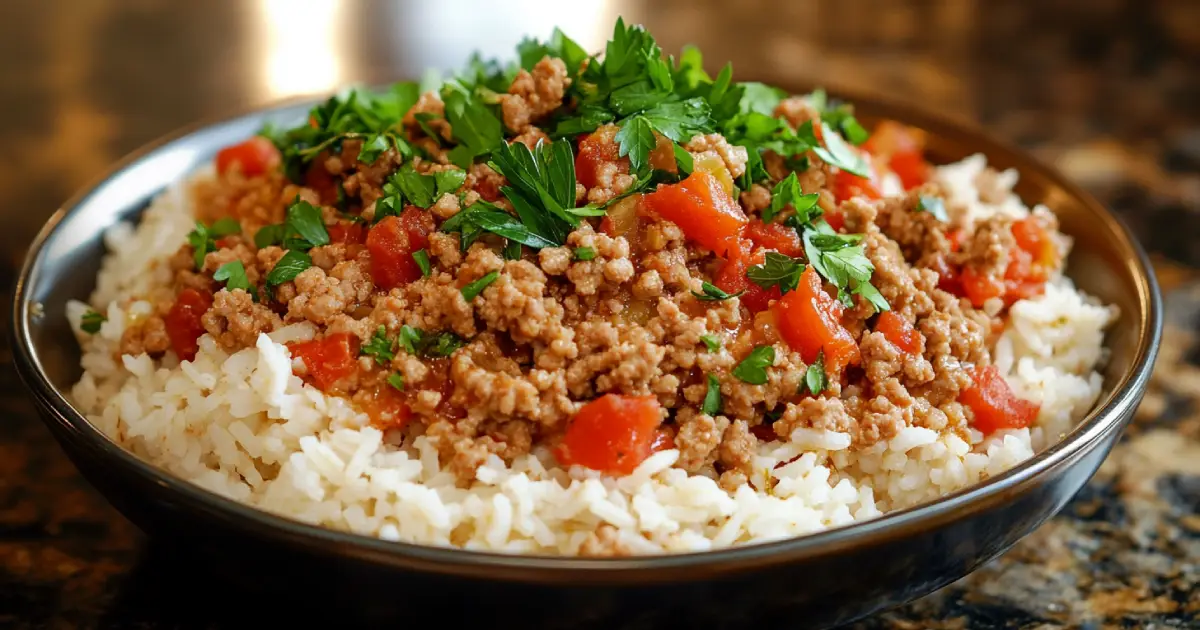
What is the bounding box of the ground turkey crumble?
[118,54,1068,536]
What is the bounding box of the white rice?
[65,154,1117,555]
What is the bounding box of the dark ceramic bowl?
[11,87,1161,629]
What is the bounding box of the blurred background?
[1,0,1198,627]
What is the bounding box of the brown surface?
[2,0,1198,627]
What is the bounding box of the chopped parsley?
[376,164,467,219]
[395,324,468,358]
[213,261,253,293]
[747,252,804,295]
[361,326,396,366]
[265,250,312,286]
[691,281,744,302]
[701,374,722,416]
[804,351,827,395]
[80,309,106,334]
[487,138,596,247]
[283,199,331,250]
[254,224,285,249]
[917,195,949,222]
[802,223,889,312]
[504,240,523,260]
[573,247,597,261]
[412,249,432,277]
[762,172,820,224]
[387,372,405,391]
[812,121,870,178]
[461,271,499,302]
[186,218,242,270]
[699,333,721,352]
[442,81,505,169]
[732,345,775,385]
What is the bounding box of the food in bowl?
[65,20,1117,556]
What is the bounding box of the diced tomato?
[946,228,966,253]
[363,383,412,431]
[750,424,777,442]
[960,266,1004,307]
[366,207,435,290]
[960,365,1039,435]
[304,162,339,205]
[575,132,628,189]
[713,241,778,313]
[1011,216,1056,267]
[772,267,861,373]
[832,168,882,204]
[875,311,922,356]
[744,220,803,257]
[215,137,280,177]
[164,288,213,362]
[327,221,366,245]
[864,121,930,190]
[890,149,930,190]
[650,427,677,453]
[824,207,846,232]
[555,394,664,475]
[289,333,360,392]
[930,255,963,295]
[642,170,748,257]
[742,284,782,314]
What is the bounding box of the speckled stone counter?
[1,1,1197,627]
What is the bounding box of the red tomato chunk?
[875,311,922,356]
[364,384,412,431]
[289,333,360,392]
[366,208,434,290]
[575,132,627,189]
[643,170,748,258]
[164,288,213,362]
[215,137,280,178]
[744,220,803,257]
[327,221,367,245]
[556,394,664,475]
[832,169,881,205]
[772,267,861,373]
[960,365,1039,435]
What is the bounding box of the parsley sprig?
[186,217,241,270]
[81,309,106,334]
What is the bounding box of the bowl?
[10,86,1161,629]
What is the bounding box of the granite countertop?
[1,1,1198,627]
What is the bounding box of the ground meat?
[581,124,635,205]
[773,96,821,131]
[286,261,373,326]
[341,148,405,206]
[718,420,757,478]
[403,91,453,142]
[775,397,855,441]
[201,289,283,350]
[424,417,504,484]
[119,314,170,357]
[958,216,1016,286]
[674,409,728,473]
[500,57,569,133]
[562,226,634,296]
[740,184,772,215]
[685,134,749,179]
[512,127,550,150]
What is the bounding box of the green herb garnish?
[283,199,331,250]
[461,271,499,302]
[804,351,827,395]
[573,247,597,261]
[186,218,242,270]
[917,195,949,222]
[701,374,722,415]
[412,249,432,277]
[699,333,721,352]
[265,250,312,286]
[762,172,820,224]
[732,345,775,385]
[213,261,253,293]
[747,252,804,295]
[361,325,396,366]
[802,223,889,312]
[387,372,405,391]
[80,309,106,334]
[691,281,744,302]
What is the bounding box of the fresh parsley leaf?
[802,223,889,312]
[397,325,422,354]
[213,261,253,293]
[210,217,242,238]
[640,97,713,144]
[361,326,396,366]
[804,351,827,395]
[387,372,405,391]
[442,82,505,169]
[763,172,821,224]
[266,249,312,286]
[748,252,804,295]
[488,138,580,246]
[186,222,213,270]
[699,333,721,352]
[461,271,499,302]
[392,164,437,208]
[285,199,330,249]
[412,112,445,147]
[254,224,285,249]
[419,331,467,357]
[441,202,559,250]
[732,345,775,385]
[80,309,106,334]
[433,169,467,197]
[553,104,616,137]
[813,121,870,177]
[738,82,786,115]
[701,373,722,416]
[917,195,949,222]
[692,281,744,302]
[412,249,432,277]
[504,239,523,260]
[574,247,596,261]
[614,115,657,174]
[673,143,694,175]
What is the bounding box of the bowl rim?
[10,82,1163,583]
